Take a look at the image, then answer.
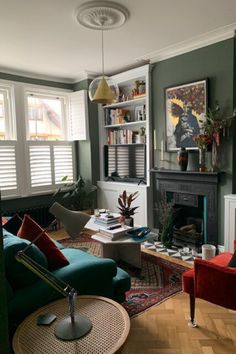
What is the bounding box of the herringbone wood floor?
[50,229,236,354]
[121,292,236,354]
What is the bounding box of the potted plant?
[53,175,97,212]
[117,190,139,226]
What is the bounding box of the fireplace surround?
[152,169,220,247]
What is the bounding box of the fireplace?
[153,169,220,247]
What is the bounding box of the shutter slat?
[29,145,52,187]
[54,145,73,184]
[0,145,17,190]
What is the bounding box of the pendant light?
[75,1,129,104]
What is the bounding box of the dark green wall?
[73,80,100,185]
[152,38,235,245]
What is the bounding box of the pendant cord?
[101,23,104,77]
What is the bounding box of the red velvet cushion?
[17,215,69,270]
[2,216,8,225]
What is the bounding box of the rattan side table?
[13,295,130,354]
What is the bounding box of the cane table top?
[13,295,130,354]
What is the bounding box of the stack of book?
[96,225,133,241]
[94,214,120,227]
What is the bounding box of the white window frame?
[24,88,69,141]
[0,80,90,199]
[0,83,16,140]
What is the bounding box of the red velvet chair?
[182,240,236,327]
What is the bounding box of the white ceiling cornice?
[0,67,75,84]
[0,23,235,85]
[137,23,236,64]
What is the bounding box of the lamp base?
[54,314,92,341]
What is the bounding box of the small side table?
[13,295,130,354]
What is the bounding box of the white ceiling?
[0,0,236,83]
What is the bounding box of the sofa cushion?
[3,214,22,235]
[3,230,48,290]
[17,215,69,270]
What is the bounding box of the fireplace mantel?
[151,169,220,184]
[152,169,221,245]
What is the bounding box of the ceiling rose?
[75,1,129,30]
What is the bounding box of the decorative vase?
[199,147,207,172]
[177,147,188,171]
[211,140,218,171]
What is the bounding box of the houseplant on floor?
[53,175,97,213]
[118,190,139,227]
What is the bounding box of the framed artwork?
[135,105,144,121]
[165,79,207,151]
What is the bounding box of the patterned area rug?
[60,233,187,318]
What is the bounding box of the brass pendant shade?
[89,76,119,104]
[76,1,129,105]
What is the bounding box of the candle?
[161,139,164,161]
[153,129,157,150]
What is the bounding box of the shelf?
[104,120,146,128]
[105,143,145,146]
[103,96,146,109]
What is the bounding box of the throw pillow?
[2,216,8,225]
[227,250,236,267]
[3,214,22,235]
[3,232,48,290]
[17,215,69,270]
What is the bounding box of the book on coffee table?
[98,225,133,240]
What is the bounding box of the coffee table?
[92,232,157,268]
[13,295,130,354]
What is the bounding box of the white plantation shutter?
[29,145,52,187]
[54,145,73,184]
[106,145,146,180]
[0,144,17,191]
[28,142,75,191]
[69,90,89,141]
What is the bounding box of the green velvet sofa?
[3,230,131,333]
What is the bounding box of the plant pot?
[124,217,134,227]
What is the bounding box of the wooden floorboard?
[50,229,236,354]
[121,293,236,354]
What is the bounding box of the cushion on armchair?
[17,215,69,270]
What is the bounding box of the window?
[104,144,146,182]
[26,93,66,141]
[0,82,88,199]
[0,85,16,140]
[25,89,74,193]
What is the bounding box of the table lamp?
[49,202,91,239]
[16,213,92,341]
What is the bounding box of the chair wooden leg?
[188,294,197,327]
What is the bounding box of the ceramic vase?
[177,147,188,171]
[199,147,207,172]
[211,140,218,171]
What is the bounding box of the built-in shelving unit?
[97,64,152,226]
